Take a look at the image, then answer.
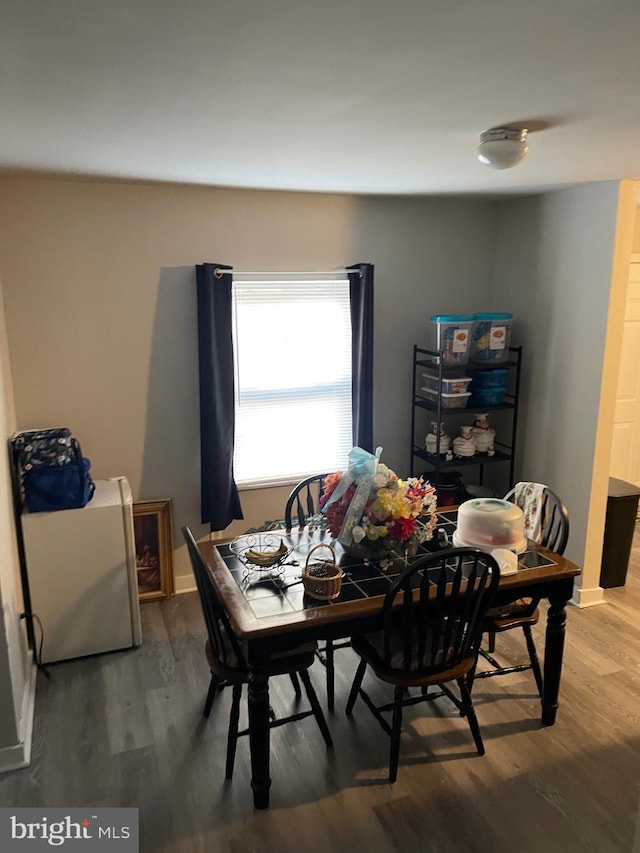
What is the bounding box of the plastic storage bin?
[469,386,507,407]
[467,368,509,388]
[599,477,640,588]
[421,372,472,394]
[422,388,471,409]
[470,312,513,363]
[430,314,474,366]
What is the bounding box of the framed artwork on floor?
[133,499,174,601]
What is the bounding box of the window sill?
[237,477,301,492]
[237,472,326,491]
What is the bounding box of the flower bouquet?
[319,447,438,570]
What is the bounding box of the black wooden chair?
[474,484,570,696]
[183,526,332,779]
[345,548,500,783]
[284,473,329,530]
[285,473,350,712]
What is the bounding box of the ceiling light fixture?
[477,127,529,170]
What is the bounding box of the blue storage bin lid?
[473,312,513,320]
[470,386,507,402]
[430,314,474,322]
[468,368,509,376]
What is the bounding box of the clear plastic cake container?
[421,372,473,394]
[422,388,471,409]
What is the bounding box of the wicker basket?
[302,543,342,600]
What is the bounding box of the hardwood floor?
[2,532,640,853]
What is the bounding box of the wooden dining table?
[198,508,581,809]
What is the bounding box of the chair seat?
[486,609,539,632]
[486,596,534,618]
[351,632,475,688]
[206,638,317,682]
[351,631,475,687]
[484,597,539,632]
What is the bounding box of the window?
[232,275,352,486]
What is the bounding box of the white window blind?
[232,275,352,486]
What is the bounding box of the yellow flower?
[364,521,388,540]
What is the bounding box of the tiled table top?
[217,510,558,622]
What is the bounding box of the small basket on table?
[302,543,343,600]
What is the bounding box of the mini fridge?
[20,477,143,664]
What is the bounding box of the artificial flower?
[320,462,437,565]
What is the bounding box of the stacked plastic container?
[429,312,513,408]
[469,312,512,363]
[421,373,472,394]
[421,371,472,409]
[430,312,513,365]
[469,312,512,405]
[428,315,474,409]
[429,315,474,366]
[467,367,508,406]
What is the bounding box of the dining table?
[197,508,581,809]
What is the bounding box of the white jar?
[425,421,451,455]
[471,413,496,453]
[453,425,476,458]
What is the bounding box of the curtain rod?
[213,267,361,279]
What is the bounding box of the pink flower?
[318,471,343,508]
[323,482,356,537]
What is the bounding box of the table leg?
[541,594,568,726]
[248,664,271,808]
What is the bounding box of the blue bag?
[14,428,96,512]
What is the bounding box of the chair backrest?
[182,526,245,669]
[379,548,500,675]
[504,483,570,555]
[284,473,330,530]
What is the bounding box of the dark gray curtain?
[348,263,374,452]
[196,263,244,531]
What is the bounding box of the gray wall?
[493,182,632,597]
[0,176,630,593]
[350,195,498,474]
[0,178,497,581]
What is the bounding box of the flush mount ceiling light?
[477,127,529,169]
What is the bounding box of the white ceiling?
[2,0,640,196]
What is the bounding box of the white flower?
[352,525,366,543]
[372,470,388,488]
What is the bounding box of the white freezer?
[21,477,143,664]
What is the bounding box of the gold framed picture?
[133,499,174,601]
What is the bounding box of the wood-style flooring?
[1,531,640,853]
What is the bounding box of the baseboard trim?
[571,585,607,608]
[0,652,36,773]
